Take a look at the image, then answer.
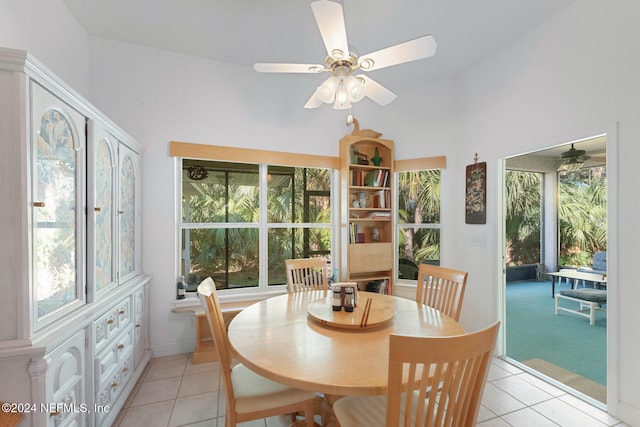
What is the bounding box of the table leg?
[551,277,556,298]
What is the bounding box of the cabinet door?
[133,285,148,368]
[31,82,86,330]
[87,122,118,301]
[45,329,86,427]
[118,143,140,283]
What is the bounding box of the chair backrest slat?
[285,258,329,293]
[416,264,468,321]
[386,322,500,427]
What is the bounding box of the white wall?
[455,0,640,422]
[2,0,640,422]
[0,0,90,96]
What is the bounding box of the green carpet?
[506,280,606,400]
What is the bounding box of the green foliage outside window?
[505,167,607,268]
[558,167,607,266]
[396,170,441,279]
[181,160,331,291]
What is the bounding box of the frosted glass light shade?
[345,76,366,102]
[333,79,352,110]
[318,76,338,103]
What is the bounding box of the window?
[396,170,441,281]
[505,170,543,266]
[558,166,607,266]
[180,159,332,292]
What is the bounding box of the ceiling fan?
[253,0,437,110]
[557,144,591,172]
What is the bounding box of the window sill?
[171,288,287,314]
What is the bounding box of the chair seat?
[333,395,386,427]
[232,363,317,414]
[334,391,433,427]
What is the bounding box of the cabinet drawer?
[349,242,393,273]
[93,297,132,352]
[95,327,133,391]
[94,348,133,426]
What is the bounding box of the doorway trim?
[496,122,618,414]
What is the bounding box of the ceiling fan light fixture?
[254,0,437,109]
[318,76,338,103]
[345,75,366,102]
[333,79,352,110]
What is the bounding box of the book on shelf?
[368,211,391,219]
[351,169,363,186]
[364,170,377,186]
[363,169,390,188]
[374,190,386,208]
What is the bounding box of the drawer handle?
[117,344,125,349]
[118,210,125,214]
[135,323,141,328]
[119,310,125,315]
[33,201,45,207]
[50,410,60,417]
[111,382,118,388]
[94,207,101,212]
[122,367,129,372]
[107,319,115,324]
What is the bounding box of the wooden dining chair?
[415,263,468,321]
[285,258,329,293]
[197,278,317,427]
[333,321,500,427]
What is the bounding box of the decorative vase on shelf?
[371,147,382,166]
[371,226,380,242]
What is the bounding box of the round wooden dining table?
[227,290,465,398]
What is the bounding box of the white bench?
[555,289,607,325]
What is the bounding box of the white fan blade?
[254,63,325,73]
[358,35,437,71]
[311,0,349,60]
[358,75,397,105]
[304,88,324,109]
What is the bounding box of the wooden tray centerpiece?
[307,288,394,330]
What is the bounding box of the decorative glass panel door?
[119,144,138,283]
[31,83,86,327]
[88,122,118,300]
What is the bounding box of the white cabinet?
[0,48,151,427]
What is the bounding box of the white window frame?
[176,155,338,302]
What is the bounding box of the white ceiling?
[60,0,576,91]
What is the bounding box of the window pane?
[505,170,542,265]
[558,167,607,266]
[183,160,259,223]
[268,166,331,223]
[397,228,441,279]
[397,170,441,224]
[181,228,259,291]
[268,227,331,285]
[396,169,441,281]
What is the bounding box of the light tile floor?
[113,353,628,427]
